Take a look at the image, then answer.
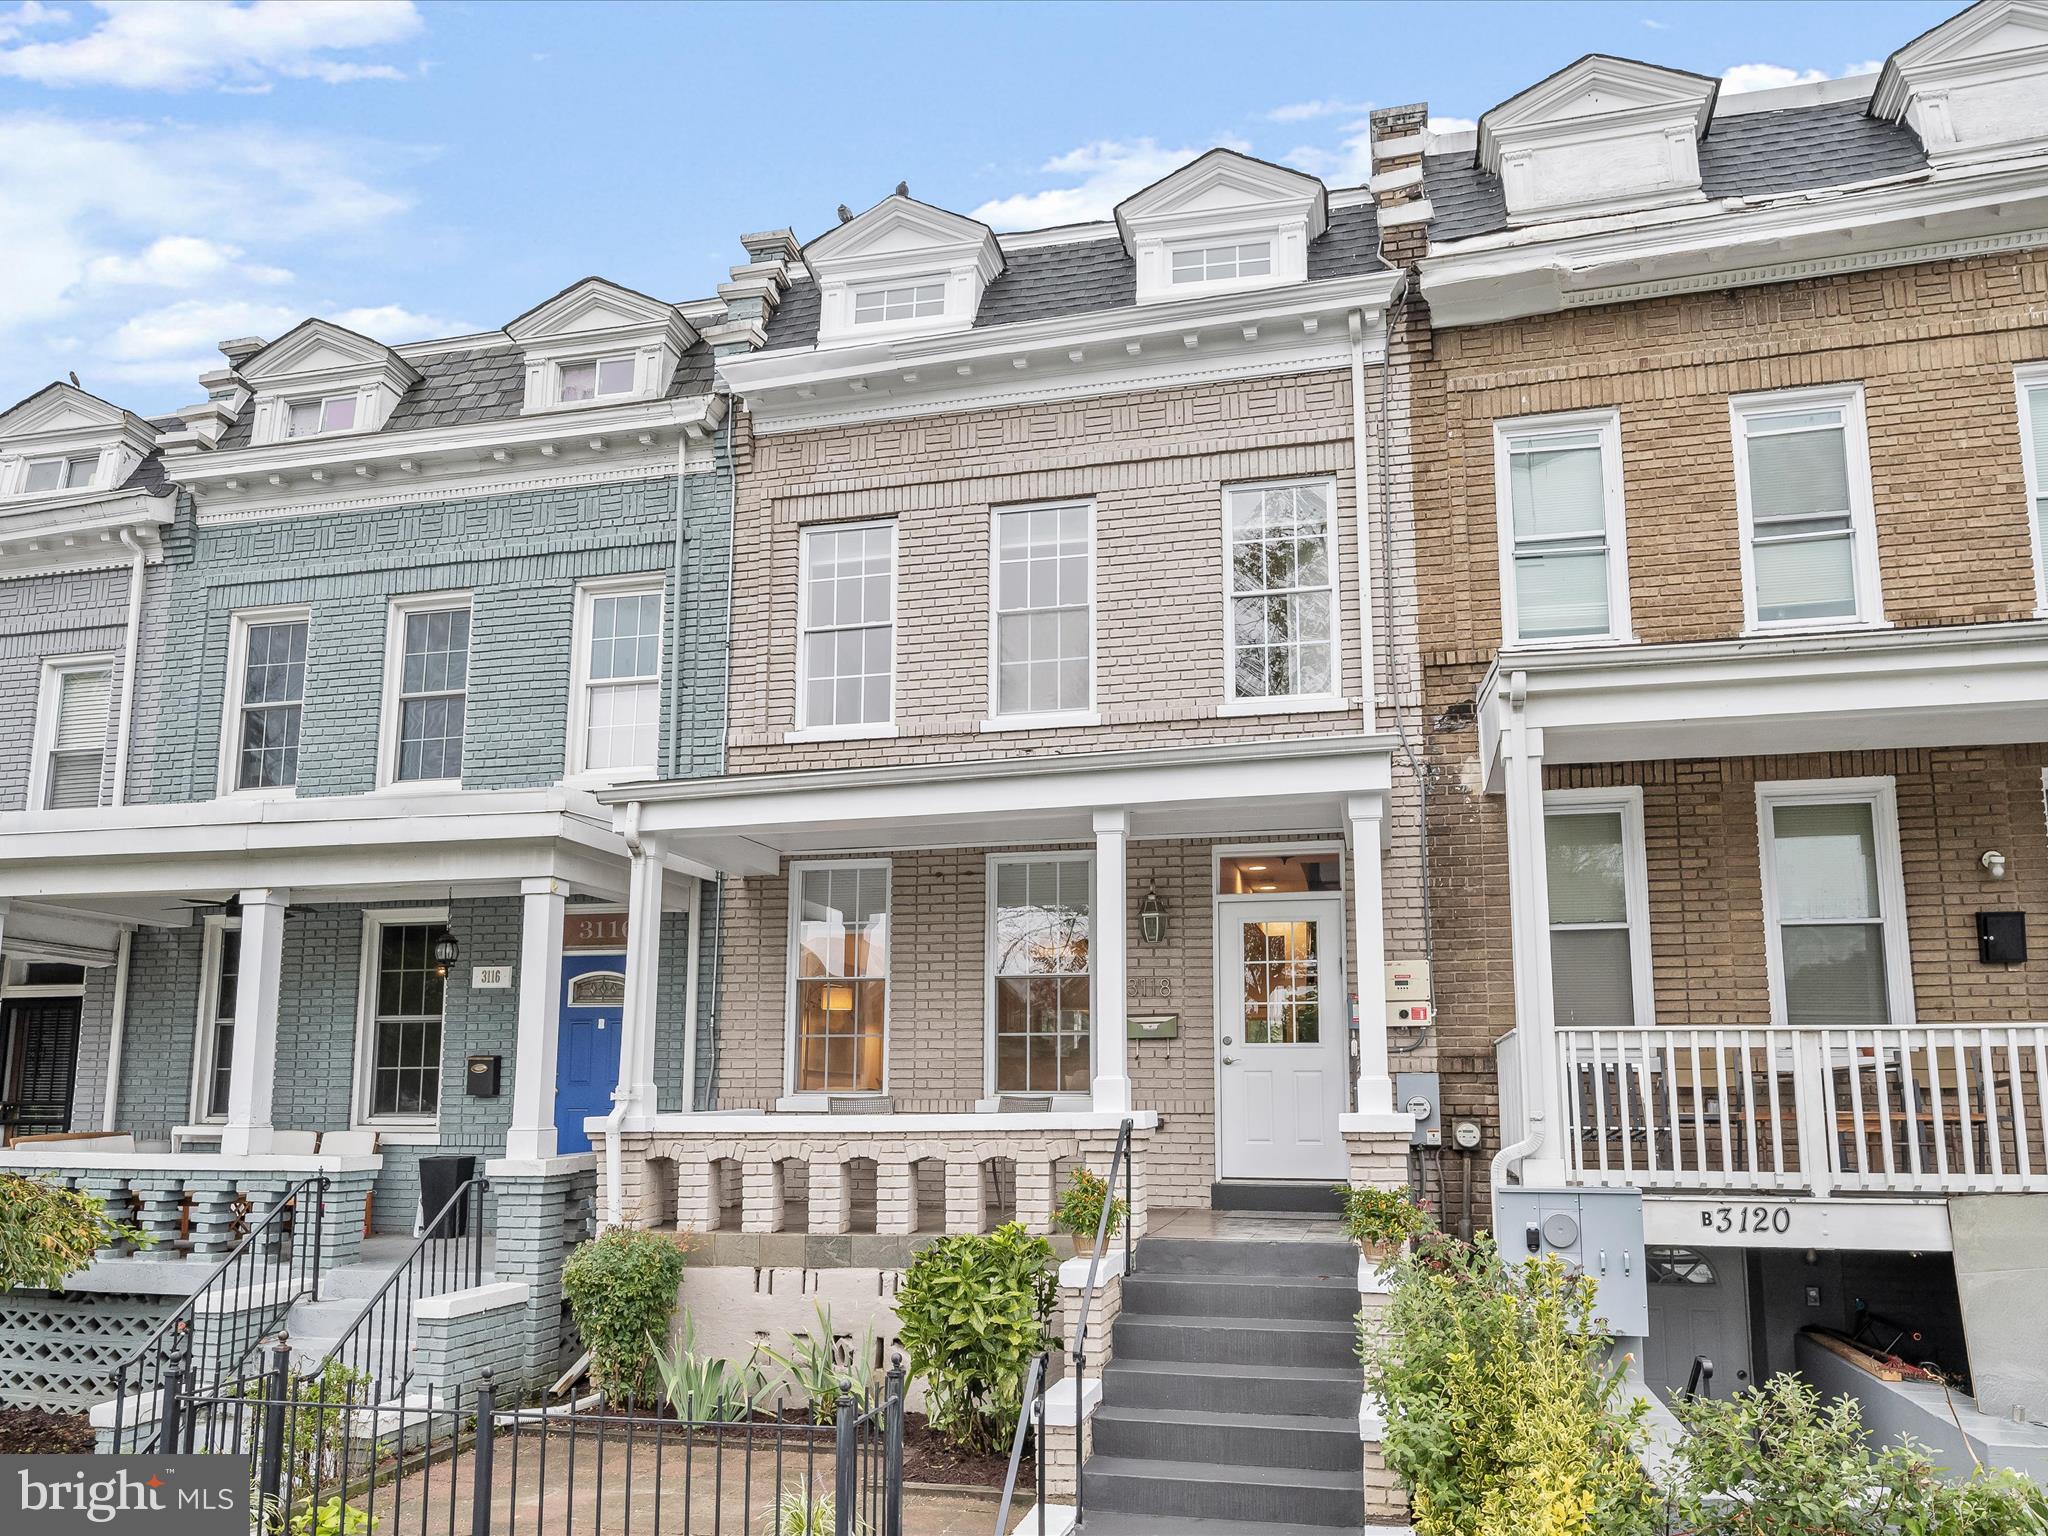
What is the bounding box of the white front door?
[1217,896,1349,1181]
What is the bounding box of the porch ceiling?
[1478,621,2048,786]
[607,734,1398,873]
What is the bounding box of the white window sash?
[189,916,241,1124]
[1494,410,1631,646]
[784,860,891,1100]
[566,576,665,779]
[378,597,471,788]
[219,609,310,797]
[2017,366,2048,616]
[351,906,451,1134]
[1221,477,1343,704]
[983,853,1095,1100]
[1731,387,1883,633]
[1542,787,1655,1030]
[796,522,897,731]
[988,501,1095,720]
[28,654,114,813]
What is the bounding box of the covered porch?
[592,736,1417,1238]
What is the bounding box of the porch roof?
[1476,620,2048,787]
[602,734,1399,874]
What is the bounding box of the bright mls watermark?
[2,1457,247,1536]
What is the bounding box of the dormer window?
[22,454,98,494]
[1170,241,1272,285]
[560,356,636,403]
[852,280,946,325]
[286,395,359,438]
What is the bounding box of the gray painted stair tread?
[1105,1358,1358,1384]
[1057,1513,1396,1536]
[1085,1456,1362,1492]
[1095,1404,1357,1435]
[1118,1312,1354,1335]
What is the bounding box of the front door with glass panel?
[1217,896,1348,1180]
[555,954,625,1154]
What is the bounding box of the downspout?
[601,799,646,1228]
[100,929,133,1131]
[112,528,145,806]
[700,389,740,1110]
[665,438,689,781]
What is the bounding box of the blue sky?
[0,0,1961,415]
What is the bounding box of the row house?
[1405,0,2048,1440]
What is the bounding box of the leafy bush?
[893,1222,1056,1455]
[0,1173,149,1289]
[561,1228,686,1398]
[1362,1235,1659,1536]
[1670,1374,2048,1536]
[1336,1182,1431,1252]
[287,1496,374,1536]
[758,1302,878,1425]
[649,1312,767,1422]
[768,1482,835,1536]
[1054,1167,1126,1247]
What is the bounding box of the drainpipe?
[599,800,646,1228]
[665,439,689,780]
[100,929,133,1130]
[112,528,145,805]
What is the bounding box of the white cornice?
[1420,157,2048,326]
[0,490,173,580]
[720,270,1402,432]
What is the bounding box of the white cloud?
[0,0,421,92]
[98,296,464,384]
[84,235,291,289]
[971,137,1249,229]
[0,1,63,45]
[1720,62,1829,94]
[1427,115,1477,137]
[1641,17,1670,29]
[1266,98,1373,124]
[1281,120,1375,185]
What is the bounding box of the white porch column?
[615,848,665,1125]
[505,877,568,1160]
[1503,696,1568,1184]
[1347,793,1397,1118]
[1091,809,1131,1115]
[221,887,287,1157]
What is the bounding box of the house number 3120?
[1701,1205,1792,1235]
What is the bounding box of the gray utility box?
[1493,1186,1649,1338]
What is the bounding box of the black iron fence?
[164,1337,905,1536]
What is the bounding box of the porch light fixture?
[1139,888,1167,945]
[1982,850,2008,880]
[433,927,460,977]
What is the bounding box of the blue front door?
[555,954,625,1154]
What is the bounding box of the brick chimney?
[1368,104,1432,267]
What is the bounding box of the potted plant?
[1336,1183,1430,1260]
[1055,1167,1127,1257]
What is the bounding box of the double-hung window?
[1732,388,1881,629]
[287,395,358,437]
[560,357,635,403]
[992,502,1092,719]
[1544,789,1652,1029]
[22,454,98,494]
[852,281,945,325]
[1497,412,1630,643]
[386,600,470,785]
[796,523,895,733]
[30,655,112,811]
[1758,780,1909,1029]
[1224,479,1340,705]
[194,919,241,1122]
[228,612,308,793]
[357,913,448,1126]
[990,855,1092,1095]
[2019,366,2048,612]
[790,862,889,1095]
[570,579,663,776]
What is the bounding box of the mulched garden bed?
[0,1405,96,1454]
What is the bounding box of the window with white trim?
[1497,413,1629,643]
[1171,240,1271,284]
[1544,790,1652,1029]
[229,615,308,792]
[791,863,888,1094]
[1732,389,1880,629]
[2020,369,2048,610]
[990,856,1092,1095]
[559,356,635,404]
[571,580,663,775]
[1225,479,1339,702]
[993,502,1091,717]
[286,395,358,438]
[194,919,240,1122]
[22,454,98,494]
[359,917,447,1122]
[31,656,112,811]
[389,602,469,784]
[852,281,945,325]
[798,523,895,730]
[1759,781,1908,1028]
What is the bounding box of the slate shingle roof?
[1423,96,1931,243]
[762,202,1387,352]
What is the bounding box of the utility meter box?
[1394,1070,1442,1148]
[1384,960,1431,1003]
[1492,1186,1648,1338]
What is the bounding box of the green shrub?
[562,1228,686,1398]
[1336,1182,1431,1252]
[893,1222,1056,1455]
[1671,1374,2048,1536]
[1362,1235,1658,1536]
[0,1173,149,1290]
[758,1302,878,1424]
[648,1311,767,1422]
[1053,1167,1125,1247]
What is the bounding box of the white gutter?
[680,875,702,1113]
[112,528,145,806]
[1348,310,1374,735]
[100,928,133,1130]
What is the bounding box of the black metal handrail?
[1071,1116,1134,1530]
[994,1347,1050,1536]
[310,1174,488,1397]
[1683,1354,1715,1401]
[108,1173,327,1452]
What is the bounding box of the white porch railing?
[1547,1025,2048,1197]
